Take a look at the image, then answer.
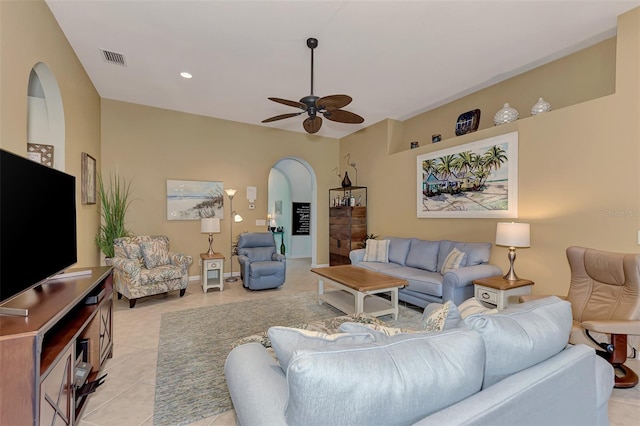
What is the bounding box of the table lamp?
[495,222,530,281]
[200,217,220,255]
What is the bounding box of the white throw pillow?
[267,327,374,371]
[440,247,466,274]
[421,301,462,331]
[363,239,389,263]
[457,297,499,318]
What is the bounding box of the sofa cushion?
[400,270,444,297]
[440,247,467,274]
[363,239,389,262]
[437,240,492,271]
[464,296,572,388]
[405,239,440,272]
[285,328,485,426]
[122,241,142,260]
[267,327,374,370]
[387,237,412,265]
[140,239,170,269]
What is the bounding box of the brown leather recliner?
[563,246,640,388]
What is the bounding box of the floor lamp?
[225,189,243,282]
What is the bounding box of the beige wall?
[100,100,338,270]
[0,0,102,268]
[340,8,640,298]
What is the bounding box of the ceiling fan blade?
[268,97,307,110]
[262,112,303,123]
[323,109,365,124]
[303,116,323,134]
[316,94,352,110]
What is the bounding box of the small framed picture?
[81,152,96,205]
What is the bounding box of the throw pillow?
[440,247,466,274]
[421,300,462,331]
[457,297,499,318]
[338,322,416,339]
[363,239,389,263]
[267,326,374,371]
[140,240,170,269]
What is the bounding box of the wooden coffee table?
[311,265,407,319]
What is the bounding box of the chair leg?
[598,333,639,388]
[129,298,136,309]
[179,288,186,297]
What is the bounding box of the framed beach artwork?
[416,131,518,218]
[166,180,224,220]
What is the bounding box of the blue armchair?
[237,233,286,290]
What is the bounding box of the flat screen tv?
[0,148,77,308]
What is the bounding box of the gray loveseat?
[225,296,614,426]
[350,237,502,307]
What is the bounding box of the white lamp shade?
[225,188,237,197]
[233,213,243,223]
[496,222,530,248]
[201,217,221,233]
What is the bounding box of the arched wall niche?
[27,62,65,170]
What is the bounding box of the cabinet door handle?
[481,292,490,299]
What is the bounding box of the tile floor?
[78,258,640,426]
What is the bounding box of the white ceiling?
[45,0,640,139]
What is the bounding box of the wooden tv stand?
[0,266,113,425]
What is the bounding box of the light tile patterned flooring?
[78,258,640,426]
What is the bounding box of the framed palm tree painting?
[416,131,518,218]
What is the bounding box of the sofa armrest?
[272,253,286,262]
[224,343,288,426]
[582,319,640,336]
[111,257,141,286]
[350,248,366,264]
[442,263,502,288]
[238,254,250,279]
[169,252,193,272]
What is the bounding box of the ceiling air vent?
[100,49,126,67]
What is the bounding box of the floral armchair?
[112,235,193,308]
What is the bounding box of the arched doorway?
[269,157,317,265]
[27,63,65,170]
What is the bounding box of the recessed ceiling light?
[180,72,192,79]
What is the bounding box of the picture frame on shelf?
[27,143,54,167]
[166,179,224,220]
[81,152,97,205]
[416,131,518,218]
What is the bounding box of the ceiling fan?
[262,38,364,134]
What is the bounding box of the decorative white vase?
[493,103,519,126]
[530,97,551,115]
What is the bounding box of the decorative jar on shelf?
[341,171,352,188]
[530,97,551,115]
[493,103,519,126]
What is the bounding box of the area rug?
[153,291,423,426]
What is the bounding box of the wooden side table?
[201,253,225,293]
[472,276,534,310]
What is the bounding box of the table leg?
[318,278,324,305]
[391,288,399,320]
[355,292,365,315]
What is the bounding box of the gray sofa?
[225,296,614,426]
[350,237,502,307]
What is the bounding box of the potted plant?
[95,173,134,263]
